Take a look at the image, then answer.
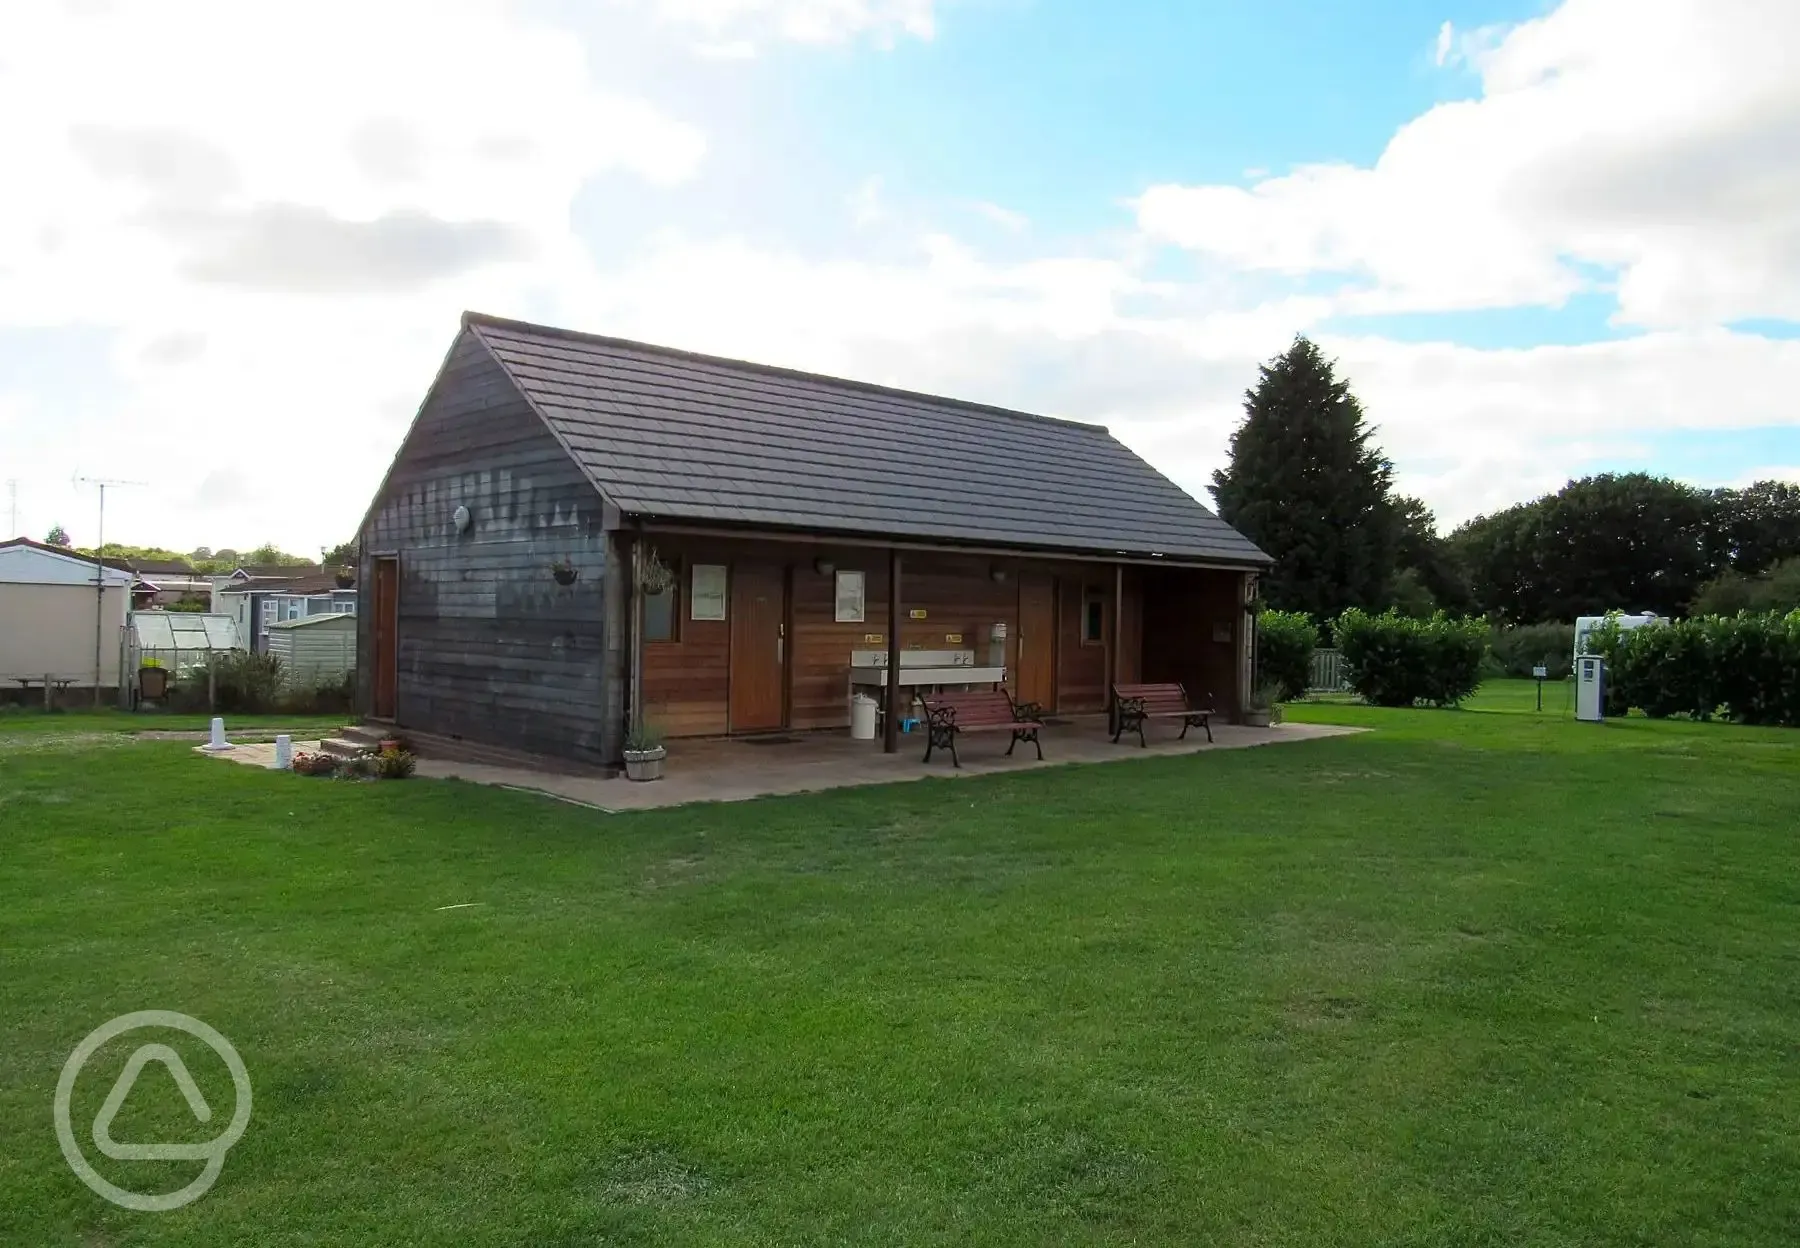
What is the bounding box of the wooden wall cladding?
[637,533,1175,736]
[358,331,612,762]
[1139,567,1242,717]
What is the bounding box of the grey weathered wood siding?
[357,330,616,762]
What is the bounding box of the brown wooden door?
[1017,572,1057,711]
[372,556,399,719]
[729,563,786,732]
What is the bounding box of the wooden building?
[354,313,1271,765]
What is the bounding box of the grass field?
[2,681,1796,1245]
[0,708,351,738]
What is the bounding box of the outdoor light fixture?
[813,558,836,576]
[453,504,472,534]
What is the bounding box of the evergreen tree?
[1211,337,1397,620]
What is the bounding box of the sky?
[1,0,1797,555]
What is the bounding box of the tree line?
[37,529,357,574]
[1212,337,1800,626]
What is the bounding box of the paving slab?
[199,718,1362,812]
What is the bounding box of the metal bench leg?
[1178,717,1189,741]
[1137,720,1147,748]
[949,731,960,769]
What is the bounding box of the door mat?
[739,735,802,746]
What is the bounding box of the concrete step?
[338,723,392,749]
[319,736,374,760]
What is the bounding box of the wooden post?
[207,650,217,712]
[1112,563,1123,687]
[884,549,901,754]
[43,673,53,713]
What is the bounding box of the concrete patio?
[200,715,1360,812]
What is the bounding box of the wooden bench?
[1111,682,1213,746]
[918,689,1046,768]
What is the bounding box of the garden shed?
[266,613,356,688]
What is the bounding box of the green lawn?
[0,708,351,739]
[3,681,1797,1245]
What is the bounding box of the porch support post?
[884,548,902,754]
[629,536,644,736]
[1111,562,1124,688]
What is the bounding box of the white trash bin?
[850,693,878,740]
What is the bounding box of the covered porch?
[625,526,1263,754]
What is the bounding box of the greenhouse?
[127,611,243,676]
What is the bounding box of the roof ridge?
[462,311,1116,437]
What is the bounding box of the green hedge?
[1487,623,1575,680]
[1256,610,1318,701]
[1588,611,1800,725]
[1335,609,1487,707]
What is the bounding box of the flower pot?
[1242,708,1273,728]
[623,746,666,781]
[334,568,355,589]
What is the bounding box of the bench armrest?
[925,704,958,730]
[1012,700,1043,722]
[1116,695,1146,718]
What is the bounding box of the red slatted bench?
[1111,682,1214,746]
[918,689,1046,768]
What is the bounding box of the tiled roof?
[463,313,1270,566]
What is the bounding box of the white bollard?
[200,715,233,753]
[273,735,293,770]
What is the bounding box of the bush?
[1256,610,1318,701]
[164,658,353,715]
[1691,556,1800,616]
[1593,611,1800,725]
[1488,623,1576,680]
[167,651,285,713]
[275,670,355,715]
[1335,608,1487,707]
[372,747,416,780]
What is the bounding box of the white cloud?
[848,176,889,227]
[644,0,938,46]
[973,201,1030,233]
[1137,0,1800,328]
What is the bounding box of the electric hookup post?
[1533,665,1547,712]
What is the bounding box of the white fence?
[1308,648,1351,693]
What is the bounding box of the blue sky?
[2,0,1797,552]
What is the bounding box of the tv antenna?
[73,474,147,707]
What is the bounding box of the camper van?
[1573,612,1661,665]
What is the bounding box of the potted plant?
[137,657,170,702]
[551,558,579,586]
[334,565,355,589]
[623,721,666,781]
[1243,682,1283,728]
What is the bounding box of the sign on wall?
[834,570,865,623]
[691,564,727,620]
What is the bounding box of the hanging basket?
[638,547,675,595]
[551,562,579,586]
